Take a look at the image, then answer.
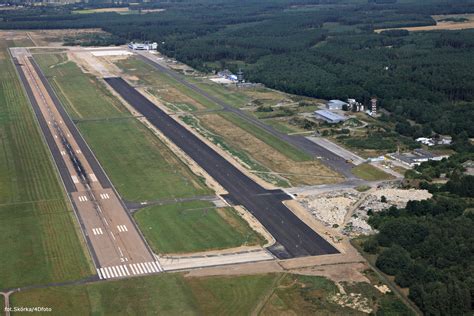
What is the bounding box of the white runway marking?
[76,149,82,154]
[89,173,98,182]
[71,175,79,184]
[119,265,126,276]
[123,265,130,276]
[92,228,103,235]
[78,195,88,202]
[99,262,161,279]
[117,225,128,232]
[101,268,110,279]
[140,263,149,273]
[136,264,144,274]
[112,266,119,277]
[100,193,110,200]
[60,150,66,156]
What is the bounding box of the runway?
[105,77,339,259]
[136,52,355,178]
[12,51,162,281]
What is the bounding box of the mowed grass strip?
[134,201,264,254]
[35,54,211,201]
[187,274,277,315]
[35,54,130,120]
[188,76,250,108]
[0,42,92,288]
[11,274,199,315]
[351,163,394,181]
[0,201,92,288]
[220,112,311,162]
[78,120,212,201]
[114,57,220,110]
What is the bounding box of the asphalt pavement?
[137,53,355,178]
[105,77,339,259]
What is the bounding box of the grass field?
[181,115,290,187]
[262,118,304,134]
[220,112,310,162]
[10,272,412,314]
[134,201,264,254]
[188,76,250,108]
[197,113,341,186]
[114,57,220,110]
[351,164,394,181]
[78,120,212,201]
[0,41,92,289]
[112,56,345,186]
[35,54,212,202]
[36,54,131,120]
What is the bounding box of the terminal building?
[128,42,158,51]
[314,110,347,124]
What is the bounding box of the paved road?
[136,52,355,179]
[13,53,162,281]
[106,77,339,259]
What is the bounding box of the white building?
[314,110,347,124]
[416,136,452,146]
[128,42,158,51]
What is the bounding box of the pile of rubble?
[298,190,361,227]
[298,187,432,237]
[342,188,432,236]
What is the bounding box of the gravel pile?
[298,190,360,227]
[298,187,432,237]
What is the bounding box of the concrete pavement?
[12,51,163,282]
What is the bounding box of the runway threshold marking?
[97,261,162,280]
[78,195,88,202]
[100,193,110,200]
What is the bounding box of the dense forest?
[364,154,474,315]
[1,0,473,143]
[364,196,473,315]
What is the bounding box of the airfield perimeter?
[9,44,346,284]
